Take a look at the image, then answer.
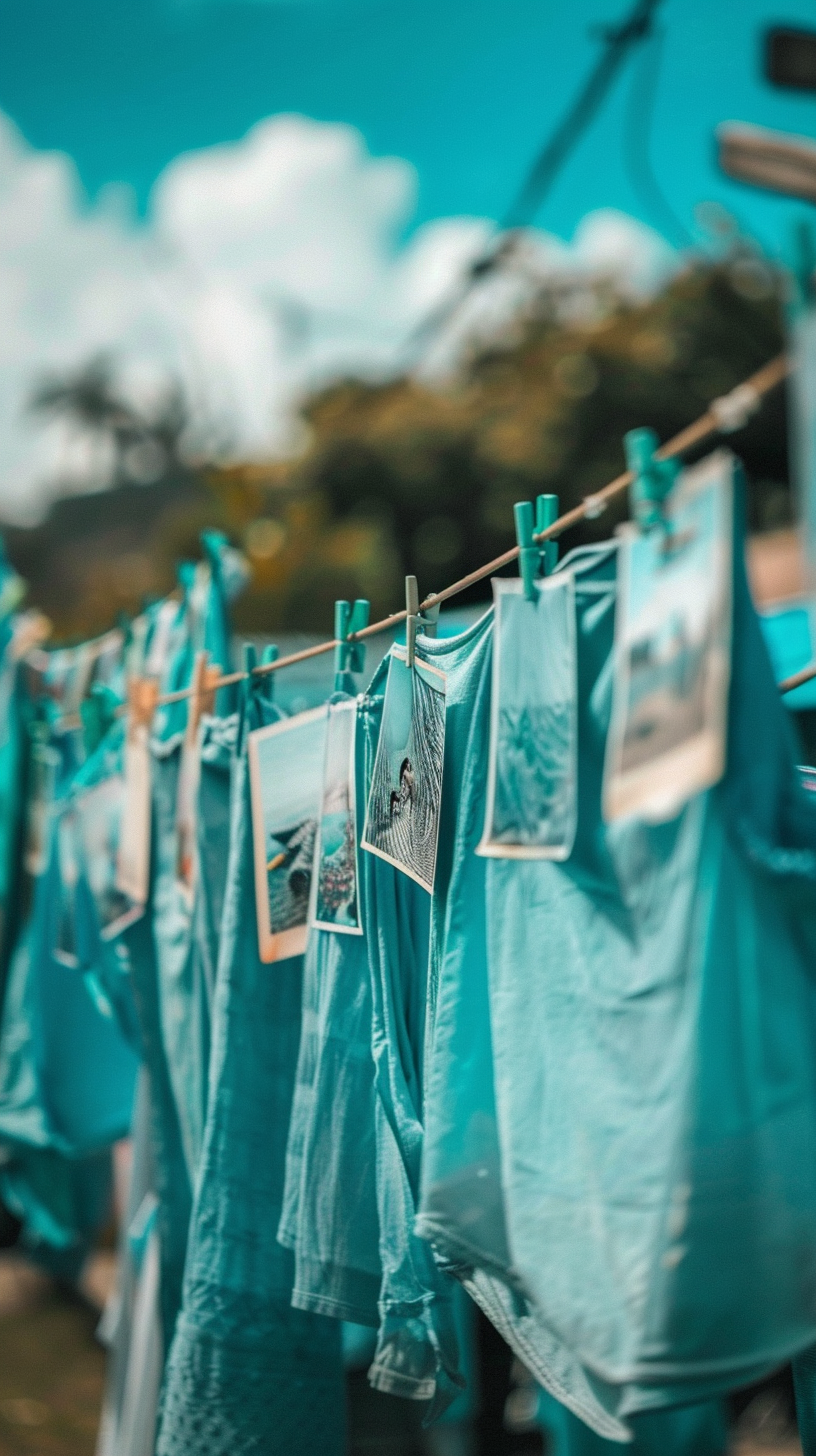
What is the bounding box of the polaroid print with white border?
[312,698,363,934]
[115,720,152,905]
[603,449,733,825]
[248,706,327,963]
[478,571,578,860]
[361,646,446,894]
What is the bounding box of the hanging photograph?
[115,710,153,906]
[312,699,363,934]
[361,646,446,894]
[54,809,80,968]
[478,572,577,860]
[248,706,327,963]
[74,775,145,940]
[603,449,734,824]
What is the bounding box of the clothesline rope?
[51,352,802,710]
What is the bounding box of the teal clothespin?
[514,502,538,602]
[260,643,278,702]
[177,562,196,596]
[241,641,279,714]
[334,599,370,691]
[405,578,440,667]
[536,493,559,576]
[624,428,679,532]
[515,494,559,601]
[238,641,257,727]
[81,683,121,756]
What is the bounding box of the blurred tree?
[10,254,792,640]
[30,355,189,490]
[224,254,788,629]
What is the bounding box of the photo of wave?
[267,817,318,932]
[248,705,327,961]
[314,700,360,932]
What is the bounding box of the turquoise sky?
[2,0,816,251]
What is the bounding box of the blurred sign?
[765,27,816,93]
[759,597,816,709]
[717,123,816,205]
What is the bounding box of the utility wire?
[407,0,668,358]
[623,26,696,250]
[502,0,666,231]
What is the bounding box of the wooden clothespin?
[334,598,370,690]
[11,610,51,664]
[186,650,222,743]
[128,675,159,733]
[405,577,439,667]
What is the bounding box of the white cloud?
[0,110,677,523]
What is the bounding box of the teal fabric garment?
[279,696,382,1328]
[0,629,137,1268]
[67,720,142,1053]
[112,556,245,1346]
[96,1068,163,1456]
[149,713,235,1184]
[358,655,463,1414]
[0,809,137,1260]
[0,725,138,1151]
[117,713,234,1349]
[120,907,191,1353]
[0,1144,112,1278]
[0,602,29,1010]
[537,1388,727,1456]
[414,594,633,1443]
[280,919,382,1326]
[482,492,816,1410]
[794,1346,816,1455]
[156,676,346,1456]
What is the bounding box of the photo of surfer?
[362,646,446,894]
